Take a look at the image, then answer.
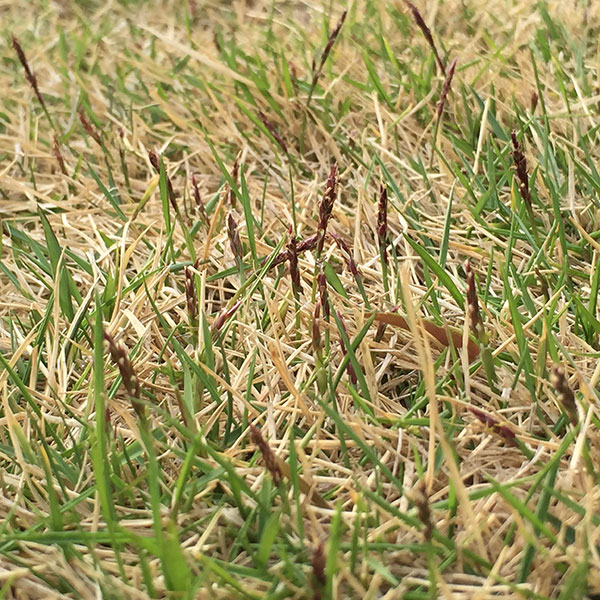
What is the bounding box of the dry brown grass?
[1,0,600,598]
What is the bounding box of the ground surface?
[1,0,600,598]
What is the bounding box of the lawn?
[1,0,599,598]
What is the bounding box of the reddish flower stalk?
[337,311,357,384]
[312,302,322,354]
[227,212,243,263]
[191,174,208,223]
[534,266,550,303]
[309,11,347,102]
[79,111,103,146]
[468,407,517,446]
[213,300,242,331]
[404,1,445,75]
[149,150,178,213]
[374,321,387,343]
[249,424,282,485]
[103,331,145,420]
[316,164,339,257]
[184,266,198,325]
[105,406,113,438]
[258,111,288,154]
[311,541,326,599]
[550,366,577,425]
[11,35,49,114]
[318,267,330,319]
[510,131,531,209]
[228,158,239,207]
[287,228,301,296]
[266,234,318,269]
[412,481,433,542]
[436,58,457,118]
[374,304,399,343]
[53,134,68,176]
[531,91,538,113]
[465,260,485,342]
[329,232,359,277]
[377,185,389,265]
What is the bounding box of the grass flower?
[103,331,144,420]
[307,10,347,105]
[316,163,338,258]
[404,1,445,75]
[249,425,282,485]
[551,366,577,425]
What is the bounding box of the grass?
[1,0,600,598]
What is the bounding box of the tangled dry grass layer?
[1,0,600,598]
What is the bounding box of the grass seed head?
[269,234,318,269]
[79,111,103,146]
[551,366,577,425]
[330,232,359,277]
[227,212,243,262]
[53,134,68,176]
[510,131,531,209]
[534,266,550,303]
[311,540,326,597]
[258,110,288,154]
[318,267,330,319]
[468,407,517,446]
[184,266,198,325]
[377,185,389,265]
[531,91,538,113]
[287,228,301,295]
[12,35,48,113]
[148,150,178,213]
[404,1,445,75]
[412,481,433,542]
[249,425,281,485]
[228,158,239,207]
[316,163,338,256]
[103,331,145,420]
[191,174,208,223]
[465,260,485,342]
[309,10,347,101]
[312,301,322,354]
[436,57,457,118]
[213,300,242,331]
[337,310,357,384]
